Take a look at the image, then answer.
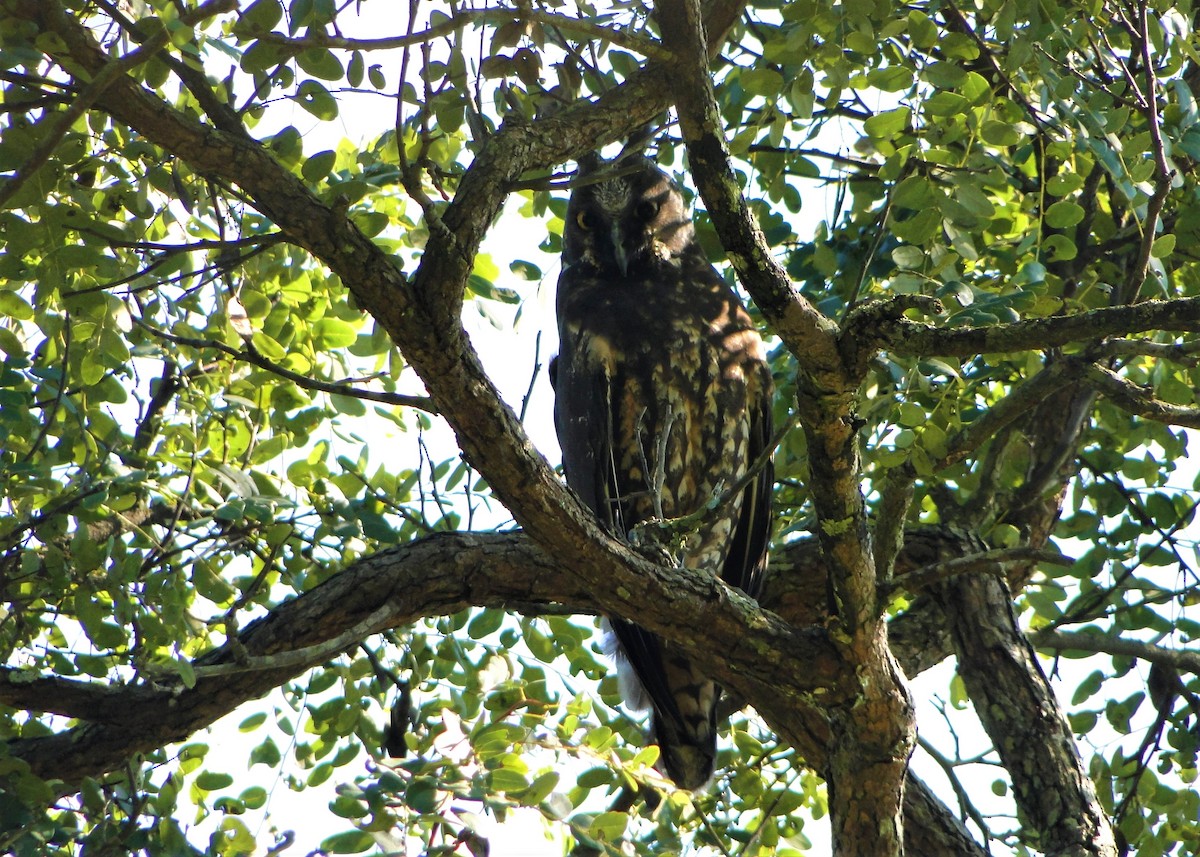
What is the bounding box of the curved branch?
[2,527,986,856]
[1084,362,1200,428]
[139,322,437,413]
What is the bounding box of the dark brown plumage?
[551,155,773,789]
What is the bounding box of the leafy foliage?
[2,0,1200,855]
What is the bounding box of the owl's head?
[562,156,694,278]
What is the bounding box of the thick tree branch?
[6,532,844,786]
[2,528,986,855]
[0,671,166,722]
[936,574,1117,857]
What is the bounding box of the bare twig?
[1030,627,1200,675]
[137,321,436,413]
[253,8,670,61]
[883,547,1071,596]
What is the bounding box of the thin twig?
[1084,363,1200,428]
[137,320,436,412]
[883,547,1071,596]
[253,8,670,61]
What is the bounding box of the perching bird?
[551,152,774,789]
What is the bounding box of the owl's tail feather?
[652,658,720,791]
[603,619,721,790]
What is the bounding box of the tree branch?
[252,8,671,60]
[884,546,1072,596]
[1032,627,1200,675]
[935,573,1117,856]
[138,321,437,413]
[5,531,844,785]
[1083,362,1200,428]
[2,527,987,855]
[877,298,1200,358]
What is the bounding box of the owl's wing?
[551,334,617,533]
[722,377,773,601]
[552,329,689,727]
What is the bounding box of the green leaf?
[907,11,938,48]
[1151,233,1176,258]
[195,771,234,792]
[742,67,784,96]
[1043,233,1078,261]
[468,608,504,639]
[0,291,33,320]
[250,738,282,768]
[521,771,559,805]
[234,0,283,36]
[489,768,529,792]
[892,175,939,210]
[347,51,365,88]
[864,107,911,140]
[892,245,925,269]
[314,318,359,348]
[302,150,337,184]
[297,80,338,120]
[239,712,268,732]
[589,811,628,841]
[891,208,941,243]
[296,48,343,81]
[320,831,373,854]
[1046,173,1085,196]
[405,777,439,812]
[1045,200,1085,228]
[980,120,1021,146]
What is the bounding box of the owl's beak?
[611,224,629,276]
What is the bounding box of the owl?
[551,153,774,790]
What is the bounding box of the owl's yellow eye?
[575,210,593,230]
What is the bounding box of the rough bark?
[936,573,1118,857]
